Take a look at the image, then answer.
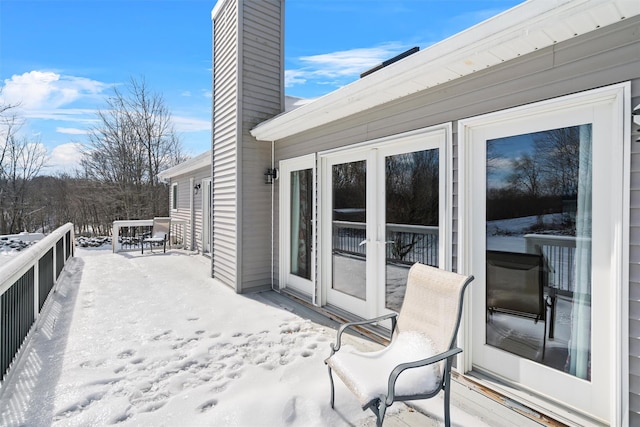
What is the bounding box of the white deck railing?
[111,219,187,253]
[0,223,75,384]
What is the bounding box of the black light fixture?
[264,168,278,184]
[193,183,201,194]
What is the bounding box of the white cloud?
[56,127,89,135]
[172,115,210,133]
[47,142,84,173]
[1,71,109,110]
[284,69,308,87]
[181,91,192,97]
[286,43,410,89]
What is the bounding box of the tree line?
[0,77,186,236]
[486,125,591,230]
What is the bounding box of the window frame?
[171,182,178,211]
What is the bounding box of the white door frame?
[279,154,317,302]
[319,124,450,319]
[457,83,629,424]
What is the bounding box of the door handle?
[359,239,369,246]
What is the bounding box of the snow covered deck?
[0,247,491,426]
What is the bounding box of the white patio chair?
[325,263,474,427]
[141,217,171,254]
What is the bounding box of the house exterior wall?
[268,15,640,425]
[212,0,283,292]
[166,166,211,252]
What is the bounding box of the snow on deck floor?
[0,247,488,427]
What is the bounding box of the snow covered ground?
[0,247,489,427]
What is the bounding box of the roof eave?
[157,150,211,180]
[250,0,639,142]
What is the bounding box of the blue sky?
[0,0,523,175]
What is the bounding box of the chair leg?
[377,401,387,427]
[327,366,335,409]
[443,373,451,427]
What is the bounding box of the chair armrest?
[385,347,463,405]
[330,312,398,354]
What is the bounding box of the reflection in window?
[332,161,366,299]
[385,149,439,312]
[486,124,592,380]
[290,169,312,280]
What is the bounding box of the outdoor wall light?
[193,183,201,194]
[264,168,278,184]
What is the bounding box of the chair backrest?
[152,217,171,239]
[395,263,473,354]
[486,250,545,321]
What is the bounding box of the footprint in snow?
[54,391,106,420]
[196,399,218,413]
[117,349,135,359]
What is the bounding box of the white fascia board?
[250,0,639,142]
[211,0,231,21]
[157,150,211,180]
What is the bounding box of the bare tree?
[0,115,47,233]
[81,76,185,221]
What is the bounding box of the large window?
[459,83,628,424]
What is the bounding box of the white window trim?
[456,82,630,426]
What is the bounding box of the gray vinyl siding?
[272,15,640,422]
[212,0,283,292]
[629,88,640,425]
[237,0,283,292]
[212,0,239,288]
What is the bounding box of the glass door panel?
[485,125,592,379]
[331,160,367,300]
[290,169,313,281]
[384,149,440,312]
[280,154,316,298]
